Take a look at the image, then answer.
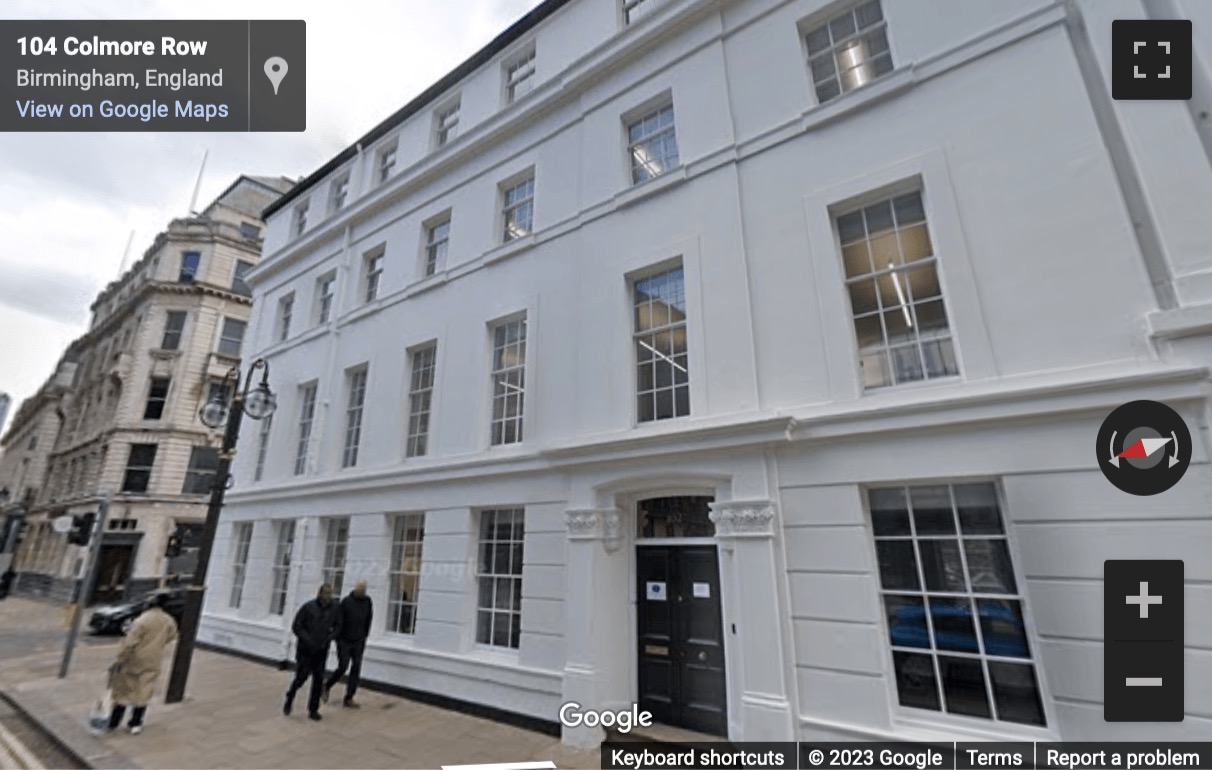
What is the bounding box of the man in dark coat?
[284,584,339,721]
[323,578,373,708]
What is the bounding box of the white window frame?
[228,521,253,609]
[434,100,460,148]
[232,260,254,296]
[803,0,893,105]
[503,48,536,105]
[387,513,425,635]
[277,292,294,343]
[501,174,535,243]
[315,273,336,325]
[294,382,318,476]
[424,216,451,277]
[292,201,309,237]
[406,343,437,458]
[632,263,690,423]
[364,247,385,303]
[377,140,398,185]
[321,517,350,596]
[475,508,524,650]
[626,103,680,185]
[269,520,295,616]
[217,317,245,358]
[488,316,526,447]
[330,172,350,213]
[866,481,1054,734]
[341,366,368,469]
[253,412,273,482]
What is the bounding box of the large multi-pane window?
[869,483,1045,727]
[228,522,253,609]
[476,508,524,649]
[269,521,296,616]
[121,444,157,493]
[160,311,186,350]
[143,377,171,420]
[501,177,534,242]
[387,513,425,635]
[628,105,679,184]
[364,249,384,303]
[435,102,460,147]
[330,173,350,213]
[623,0,665,24]
[342,367,368,468]
[504,50,536,104]
[218,318,246,357]
[277,293,294,343]
[294,382,318,476]
[406,344,437,458]
[634,266,689,422]
[316,274,336,324]
[181,446,219,495]
[836,188,957,389]
[805,0,892,104]
[232,260,254,296]
[424,218,450,277]
[178,251,201,283]
[253,413,273,482]
[489,317,526,446]
[321,517,350,596]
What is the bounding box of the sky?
[0,0,544,438]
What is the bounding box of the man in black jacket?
[323,579,373,708]
[284,584,339,721]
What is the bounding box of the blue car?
[889,601,1028,657]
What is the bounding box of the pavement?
[0,596,601,769]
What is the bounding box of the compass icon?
[1097,400,1191,495]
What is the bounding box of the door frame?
[623,489,737,738]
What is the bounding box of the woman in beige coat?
[107,592,179,734]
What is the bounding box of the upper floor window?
[633,265,689,422]
[292,201,309,237]
[253,413,273,482]
[179,251,201,283]
[217,317,246,358]
[228,522,254,608]
[121,443,157,493]
[181,446,219,495]
[623,0,665,25]
[406,343,437,458]
[316,273,336,324]
[501,176,534,243]
[160,311,187,351]
[143,377,171,421]
[628,104,679,184]
[363,248,385,303]
[238,222,261,240]
[489,316,527,446]
[294,382,318,476]
[805,0,892,104]
[424,217,451,277]
[377,141,398,185]
[330,173,351,213]
[504,49,536,104]
[435,101,460,147]
[232,260,254,297]
[835,187,957,389]
[868,483,1045,726]
[342,366,369,468]
[277,293,294,343]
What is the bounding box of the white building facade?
[199,0,1212,747]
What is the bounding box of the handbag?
[87,688,113,733]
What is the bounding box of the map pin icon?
[264,57,288,95]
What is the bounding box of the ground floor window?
[269,521,295,616]
[868,482,1045,726]
[387,513,425,634]
[475,508,523,649]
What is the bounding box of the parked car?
[88,587,187,635]
[889,600,1029,657]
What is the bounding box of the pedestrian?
[323,578,373,708]
[284,584,339,721]
[0,567,15,599]
[106,591,179,734]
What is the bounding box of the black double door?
[636,544,727,736]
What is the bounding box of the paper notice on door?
[646,581,666,601]
[693,582,710,598]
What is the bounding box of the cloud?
[0,263,98,325]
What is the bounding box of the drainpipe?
[1062,0,1178,311]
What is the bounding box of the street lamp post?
[165,358,276,704]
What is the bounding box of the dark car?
[888,601,1029,657]
[88,587,187,635]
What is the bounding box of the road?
[0,696,83,769]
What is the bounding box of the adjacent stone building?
[6,175,292,603]
[199,0,1209,748]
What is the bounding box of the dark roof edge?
[263,0,575,220]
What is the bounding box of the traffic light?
[67,512,95,546]
[165,529,183,559]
